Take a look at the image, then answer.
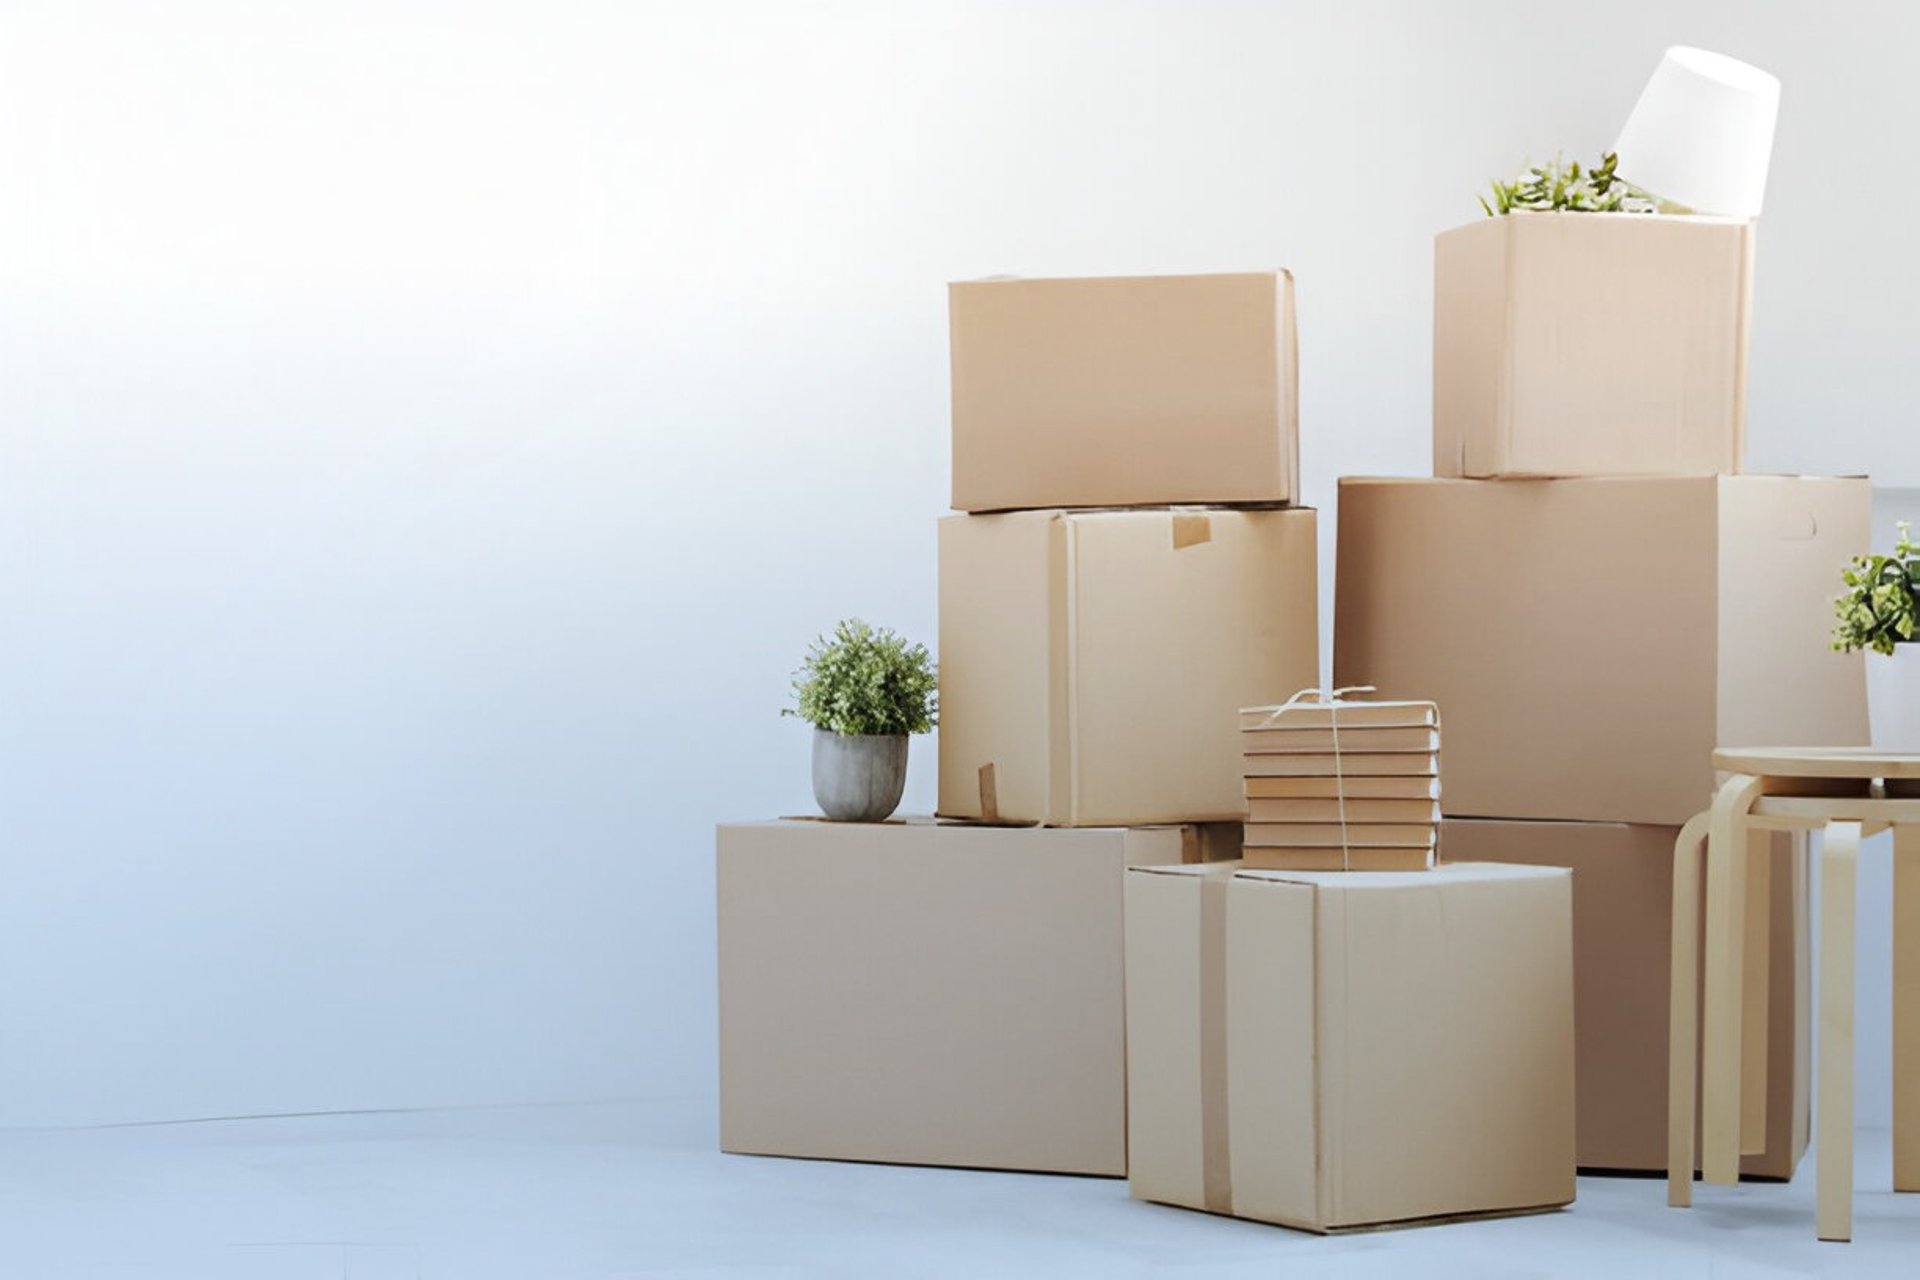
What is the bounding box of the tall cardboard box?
[1440,818,1809,1178]
[1126,861,1575,1231]
[718,818,1238,1175]
[939,506,1318,826]
[1334,476,1869,825]
[1434,212,1752,477]
[949,272,1299,511]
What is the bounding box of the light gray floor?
[2,1101,1917,1278]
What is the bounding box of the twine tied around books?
[1253,685,1377,870]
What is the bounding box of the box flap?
[1715,476,1869,750]
[1064,508,1319,824]
[1311,860,1576,1226]
[1131,859,1246,880]
[1235,862,1567,890]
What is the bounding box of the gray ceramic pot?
[811,729,909,822]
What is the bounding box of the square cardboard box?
[1434,212,1752,478]
[950,272,1298,511]
[939,507,1318,826]
[1440,818,1809,1178]
[1334,476,1869,826]
[1126,860,1575,1231]
[718,818,1240,1176]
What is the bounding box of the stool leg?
[1818,820,1861,1243]
[1895,823,1920,1192]
[1670,812,1710,1208]
[1742,826,1773,1157]
[1704,772,1767,1185]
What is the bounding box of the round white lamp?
[1612,46,1780,217]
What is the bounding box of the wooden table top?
[1715,747,1920,779]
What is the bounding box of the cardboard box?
[1334,476,1869,825]
[939,507,1318,826]
[1126,861,1575,1231]
[718,818,1241,1175]
[1434,212,1752,477]
[949,272,1298,511]
[1439,818,1809,1178]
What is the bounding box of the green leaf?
[1476,148,1658,216]
[789,617,938,735]
[1832,523,1920,654]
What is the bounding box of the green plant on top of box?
[788,618,937,736]
[1480,151,1656,216]
[786,618,936,822]
[1833,523,1920,655]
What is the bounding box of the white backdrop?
[4,0,1919,1130]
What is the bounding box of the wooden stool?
[1668,747,1920,1241]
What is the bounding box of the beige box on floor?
[1434,212,1752,477]
[949,272,1298,511]
[1441,818,1809,1178]
[717,818,1238,1175]
[938,507,1318,826]
[1125,860,1575,1231]
[1334,476,1869,826]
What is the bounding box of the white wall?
[3,1,1918,1129]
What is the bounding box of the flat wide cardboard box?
[1335,476,1869,825]
[1434,212,1751,477]
[1440,819,1809,1178]
[950,272,1298,511]
[1126,861,1575,1231]
[718,818,1238,1175]
[939,507,1318,826]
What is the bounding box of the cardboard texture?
[949,272,1299,511]
[939,507,1318,826]
[1433,212,1752,478]
[1441,818,1810,1178]
[718,818,1241,1176]
[1334,476,1870,825]
[1125,861,1576,1232]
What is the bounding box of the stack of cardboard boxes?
[938,271,1317,828]
[943,276,1576,1228]
[717,271,1317,1178]
[720,266,1583,1234]
[1334,211,1872,1175]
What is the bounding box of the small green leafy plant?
[786,618,938,736]
[1834,523,1920,655]
[1480,151,1656,216]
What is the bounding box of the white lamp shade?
[1612,46,1780,218]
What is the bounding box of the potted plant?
[1834,522,1920,749]
[1833,522,1919,656]
[786,618,937,822]
[1479,151,1657,216]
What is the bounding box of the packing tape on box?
[1171,513,1212,550]
[1199,861,1236,1214]
[977,762,1000,823]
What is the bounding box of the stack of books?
[1239,694,1440,870]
